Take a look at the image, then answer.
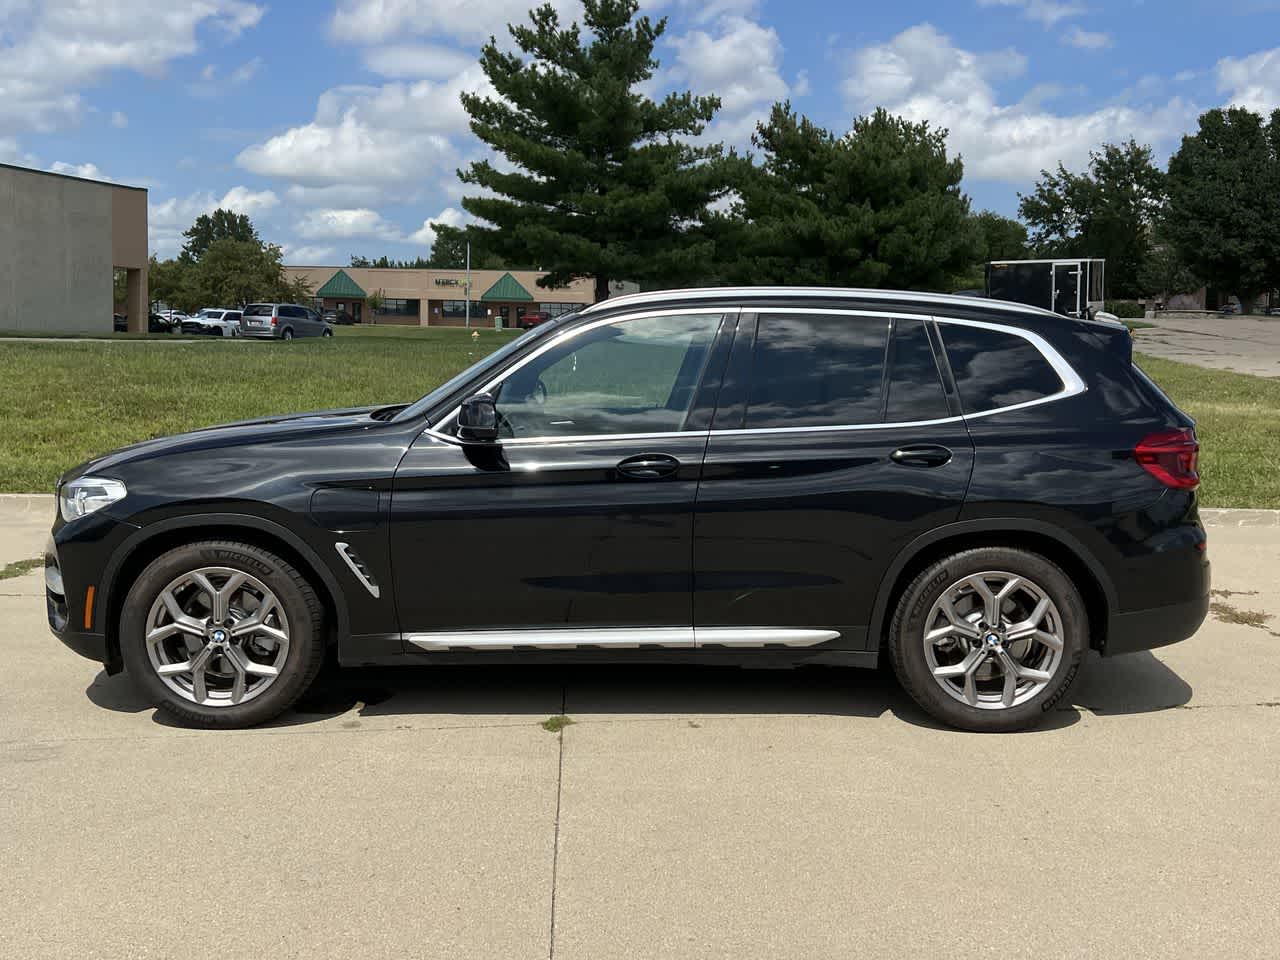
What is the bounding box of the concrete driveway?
[1133,313,1280,377]
[3,497,1279,959]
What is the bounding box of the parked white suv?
[183,308,244,337]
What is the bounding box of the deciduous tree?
[1164,107,1280,313]
[1018,140,1165,299]
[181,209,260,262]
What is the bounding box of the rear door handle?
[617,453,681,480]
[890,445,953,468]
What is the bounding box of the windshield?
[393,315,576,424]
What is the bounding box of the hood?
[62,404,402,484]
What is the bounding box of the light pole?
[464,241,471,329]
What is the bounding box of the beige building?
[282,264,609,327]
[0,162,148,333]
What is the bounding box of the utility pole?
[464,241,471,329]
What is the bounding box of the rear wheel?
[281,328,294,341]
[888,547,1086,732]
[119,540,325,728]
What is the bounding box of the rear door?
[693,309,975,651]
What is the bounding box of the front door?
[693,310,975,651]
[352,302,363,324]
[390,309,732,648]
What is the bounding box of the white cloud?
[669,14,788,145]
[793,70,811,97]
[407,206,467,246]
[236,64,492,184]
[296,208,402,240]
[843,23,1194,183]
[363,44,477,79]
[111,110,128,128]
[0,0,264,134]
[1063,26,1112,50]
[189,57,263,97]
[976,0,1086,27]
[49,161,111,181]
[282,244,339,264]
[230,57,262,84]
[330,0,581,44]
[148,185,280,257]
[1217,46,1280,113]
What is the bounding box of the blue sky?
[3,0,1278,263]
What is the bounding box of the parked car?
[519,310,552,330]
[322,309,356,325]
[147,313,175,334]
[239,303,333,341]
[112,314,127,333]
[183,308,243,337]
[46,287,1209,731]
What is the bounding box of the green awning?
[480,272,533,302]
[315,269,366,299]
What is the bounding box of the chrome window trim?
[405,626,840,651]
[420,309,1085,446]
[580,286,1064,321]
[423,306,732,446]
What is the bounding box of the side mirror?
[457,393,499,442]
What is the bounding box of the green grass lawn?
[0,326,521,492]
[0,330,1276,508]
[1134,353,1280,509]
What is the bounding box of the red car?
[519,310,552,330]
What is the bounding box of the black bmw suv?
[47,287,1209,732]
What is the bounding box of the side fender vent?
[335,542,381,599]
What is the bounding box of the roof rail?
[580,286,1061,320]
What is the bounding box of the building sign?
[434,278,462,286]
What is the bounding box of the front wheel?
[888,547,1087,732]
[119,540,326,727]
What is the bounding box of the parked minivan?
[47,288,1208,731]
[241,304,333,341]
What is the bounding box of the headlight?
[59,476,127,523]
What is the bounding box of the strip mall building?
[281,264,616,327]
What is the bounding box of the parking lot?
[1135,313,1280,377]
[2,496,1279,959]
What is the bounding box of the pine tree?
[459,0,736,301]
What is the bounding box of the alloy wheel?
[144,566,290,707]
[922,571,1064,710]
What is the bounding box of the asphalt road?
[2,498,1278,959]
[1134,313,1280,377]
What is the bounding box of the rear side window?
[746,314,888,428]
[243,305,272,317]
[940,324,1063,413]
[885,319,949,422]
[280,305,305,320]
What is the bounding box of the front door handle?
[890,445,953,468]
[617,453,681,480]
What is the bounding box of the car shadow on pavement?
[84,648,1192,733]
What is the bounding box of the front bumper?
[46,512,136,672]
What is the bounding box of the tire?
[119,540,325,728]
[322,328,333,338]
[282,328,294,341]
[888,547,1087,732]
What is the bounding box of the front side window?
[745,314,889,428]
[940,323,1064,413]
[491,313,723,438]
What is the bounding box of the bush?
[1105,300,1146,319]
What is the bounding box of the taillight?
[1135,428,1199,490]
[270,316,278,325]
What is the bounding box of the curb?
[1200,508,1280,527]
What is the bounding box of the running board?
[405,627,839,652]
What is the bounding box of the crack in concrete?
[548,683,567,960]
